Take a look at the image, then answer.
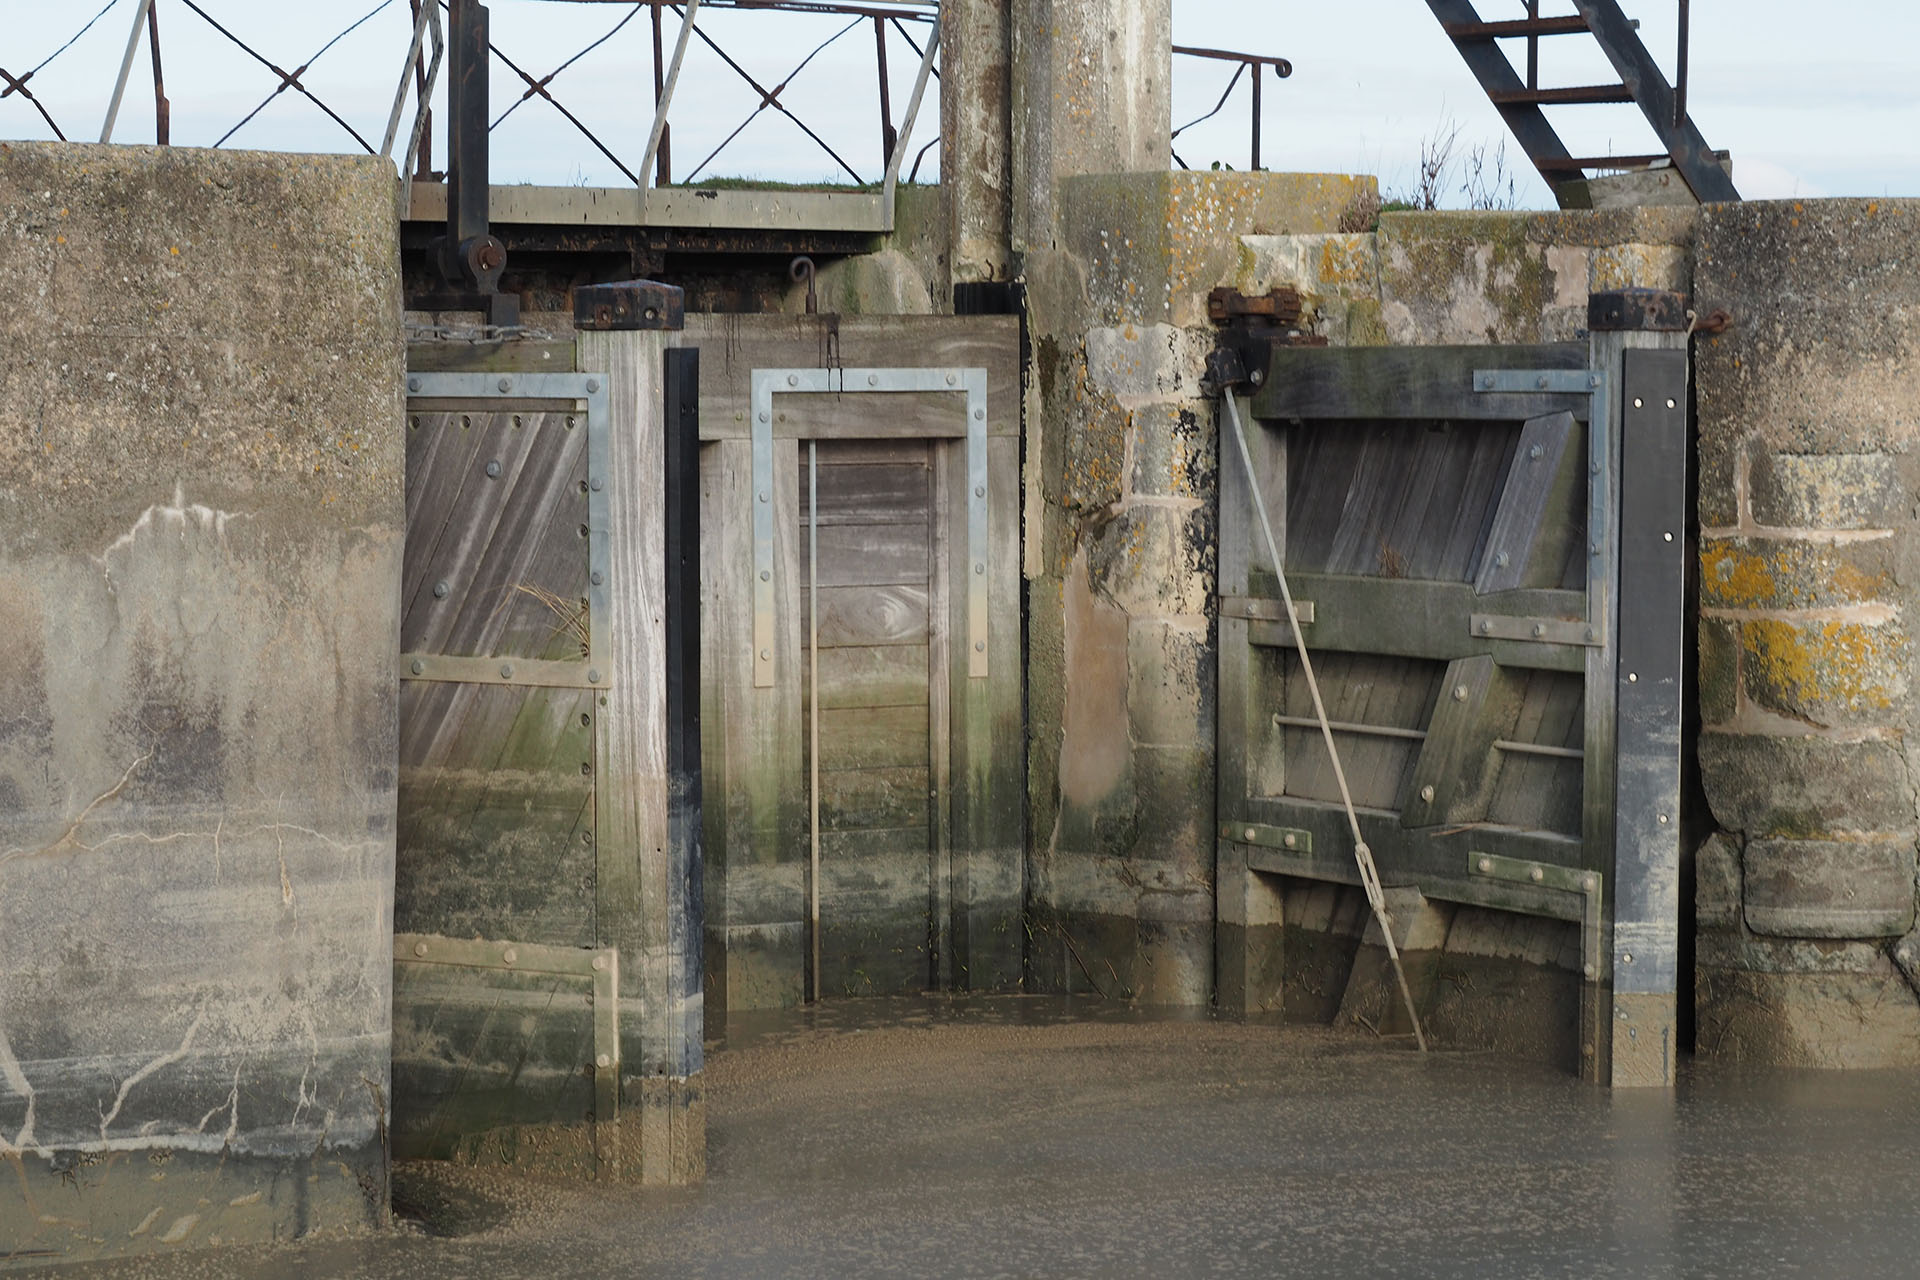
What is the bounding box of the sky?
[0,1,1914,207]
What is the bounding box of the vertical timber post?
[576,280,706,1182]
[1591,289,1691,1087]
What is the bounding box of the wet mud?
[33,995,1920,1279]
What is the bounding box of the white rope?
[1221,391,1428,1052]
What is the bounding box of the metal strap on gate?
[1221,391,1427,1053]
[748,366,990,688]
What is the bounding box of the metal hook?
[790,255,818,316]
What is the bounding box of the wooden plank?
[774,392,968,440]
[810,521,930,588]
[1247,573,1589,672]
[805,585,932,647]
[818,705,930,772]
[814,644,931,709]
[407,340,578,374]
[820,766,932,832]
[799,459,931,526]
[680,315,1020,440]
[1254,343,1589,421]
[1401,655,1523,828]
[1475,412,1581,593]
[578,328,679,1183]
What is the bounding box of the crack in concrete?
[96,1012,205,1146]
[0,747,156,867]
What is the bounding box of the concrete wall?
[1692,199,1920,1067]
[0,143,403,1263]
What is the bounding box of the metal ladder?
[1427,0,1740,207]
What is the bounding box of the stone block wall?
[1692,199,1920,1067]
[1023,172,1374,1002]
[0,143,403,1263]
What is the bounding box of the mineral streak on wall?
[0,143,403,1262]
[1693,199,1920,1067]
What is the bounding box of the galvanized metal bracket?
[1468,852,1604,984]
[1219,595,1315,626]
[1473,367,1613,645]
[1219,820,1314,856]
[749,366,990,687]
[1469,613,1602,648]
[394,932,621,1176]
[404,371,612,686]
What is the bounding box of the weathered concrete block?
[1697,963,1920,1068]
[1696,433,1742,530]
[1058,171,1377,328]
[0,142,401,1262]
[1698,536,1895,611]
[1699,733,1915,837]
[1696,201,1920,455]
[1083,324,1210,401]
[1084,503,1217,617]
[1744,836,1917,938]
[1590,242,1691,292]
[1696,831,1744,929]
[1126,618,1211,748]
[1127,400,1214,500]
[1697,617,1740,727]
[1741,615,1908,728]
[1749,451,1904,531]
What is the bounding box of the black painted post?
[1591,289,1691,1087]
[663,345,704,1067]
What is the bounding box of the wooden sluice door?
[690,315,1024,1012]
[1216,336,1690,1086]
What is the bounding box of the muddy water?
[41,997,1920,1278]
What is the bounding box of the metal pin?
[1663,531,1673,542]
[975,641,986,653]
[1536,375,1549,389]
[591,477,604,492]
[1531,623,1545,638]
[1495,552,1510,568]
[946,373,957,386]
[1477,856,1493,873]
[975,562,985,575]
[486,459,501,478]
[585,378,601,393]
[596,1053,612,1069]
[1658,814,1670,825]
[1633,397,1643,409]
[500,664,514,680]
[410,659,424,675]
[1480,619,1494,635]
[868,374,878,387]
[413,941,428,957]
[1528,445,1543,460]
[432,580,449,599]
[760,570,771,581]
[758,490,769,503]
[975,486,986,498]
[502,948,517,965]
[787,373,799,387]
[1420,785,1435,803]
[758,411,770,423]
[974,408,986,420]
[760,649,771,661]
[1283,833,1297,849]
[498,377,512,393]
[1584,963,1597,979]
[1622,953,1634,965]
[1453,684,1469,701]
[1666,399,1676,410]
[591,571,605,586]
[1529,867,1544,883]
[587,669,602,684]
[1244,827,1257,841]
[592,954,608,971]
[1628,672,1638,683]
[1583,875,1597,892]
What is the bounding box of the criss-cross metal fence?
[0,1,1293,189]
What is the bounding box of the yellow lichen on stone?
[1745,617,1907,716]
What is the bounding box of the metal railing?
[3,1,1296,191]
